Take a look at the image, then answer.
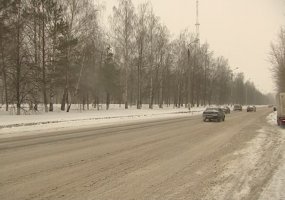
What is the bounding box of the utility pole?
[188,39,199,108]
[192,0,200,106]
[187,48,191,110]
[245,86,248,105]
[203,51,208,106]
[231,67,239,105]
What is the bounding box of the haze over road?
[0,108,281,200]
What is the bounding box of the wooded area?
[0,0,271,115]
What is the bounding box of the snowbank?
[204,128,277,200]
[259,112,285,200]
[0,104,205,138]
[266,111,278,126]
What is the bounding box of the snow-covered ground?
[259,111,285,200]
[0,104,205,138]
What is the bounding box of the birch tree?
[110,0,135,109]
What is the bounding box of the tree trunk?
[187,49,191,110]
[87,92,89,110]
[149,75,153,109]
[124,37,129,109]
[41,7,48,113]
[178,82,180,108]
[137,37,143,109]
[96,96,99,111]
[137,62,141,109]
[82,94,85,110]
[34,103,38,111]
[3,70,8,111]
[16,4,21,115]
[159,78,163,108]
[66,91,72,112]
[49,102,53,112]
[49,20,57,112]
[1,45,8,111]
[159,54,163,109]
[106,92,110,110]
[124,66,128,109]
[61,88,67,111]
[61,52,69,111]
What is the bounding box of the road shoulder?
[202,111,285,200]
[258,112,285,200]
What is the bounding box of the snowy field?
[0,104,206,138]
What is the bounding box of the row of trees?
[0,0,271,115]
[271,28,285,93]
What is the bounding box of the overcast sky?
[102,0,285,93]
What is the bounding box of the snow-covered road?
[0,107,274,200]
[2,105,284,199]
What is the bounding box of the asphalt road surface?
[0,108,280,200]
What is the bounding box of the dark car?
[247,105,256,112]
[203,107,225,122]
[233,104,242,111]
[221,106,231,114]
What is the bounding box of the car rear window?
[206,108,218,111]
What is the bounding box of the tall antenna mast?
[195,0,200,43]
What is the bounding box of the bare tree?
[145,8,158,109]
[110,0,135,109]
[270,28,285,93]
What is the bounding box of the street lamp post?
[245,78,251,105]
[203,51,211,106]
[231,67,239,105]
[187,39,199,110]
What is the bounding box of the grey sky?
[102,0,285,93]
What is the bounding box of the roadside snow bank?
[259,160,285,200]
[259,112,285,200]
[0,105,205,138]
[266,111,278,126]
[204,129,274,200]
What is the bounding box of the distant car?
[247,105,256,112]
[221,106,231,114]
[203,107,225,122]
[233,104,242,111]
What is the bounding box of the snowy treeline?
[270,28,285,93]
[0,0,270,115]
